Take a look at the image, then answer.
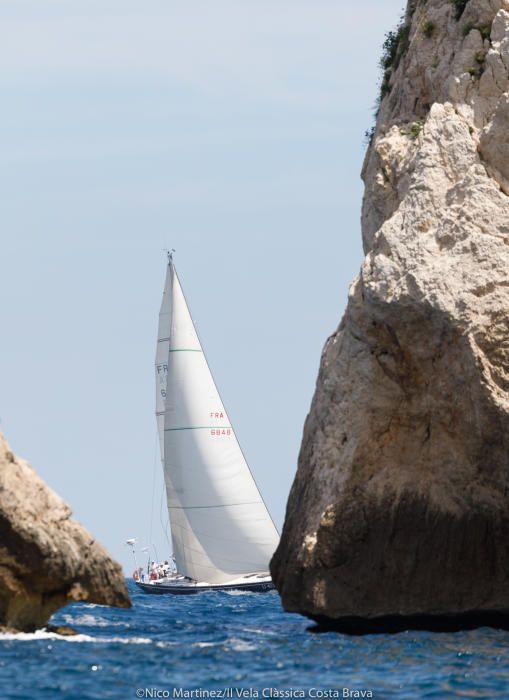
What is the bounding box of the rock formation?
[271,0,509,631]
[0,434,130,632]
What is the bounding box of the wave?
[154,641,179,648]
[191,638,257,651]
[226,638,257,652]
[62,613,129,628]
[0,629,152,645]
[241,627,276,636]
[0,630,95,643]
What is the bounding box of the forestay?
[155,260,280,584]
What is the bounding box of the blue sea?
[1,580,508,699]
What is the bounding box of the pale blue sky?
[1,1,403,572]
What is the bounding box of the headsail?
[155,260,280,584]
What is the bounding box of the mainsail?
[155,259,280,584]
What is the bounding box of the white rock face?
[271,0,509,628]
[479,93,509,192]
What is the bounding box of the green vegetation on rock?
[463,22,491,39]
[400,121,423,139]
[422,18,435,38]
[453,0,469,20]
[375,17,411,112]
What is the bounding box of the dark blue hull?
[135,579,274,595]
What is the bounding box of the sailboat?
[134,254,280,594]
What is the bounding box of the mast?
[155,258,279,584]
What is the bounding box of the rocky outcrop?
[271,0,509,631]
[0,434,130,631]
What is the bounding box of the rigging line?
[148,427,159,550]
[159,487,171,553]
[165,519,171,551]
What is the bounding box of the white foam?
[227,638,257,652]
[155,641,179,648]
[241,627,276,636]
[192,638,257,651]
[104,637,152,645]
[0,630,152,645]
[0,630,95,643]
[62,614,129,628]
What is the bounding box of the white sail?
[155,263,172,463]
[155,260,280,584]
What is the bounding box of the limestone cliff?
[0,434,130,632]
[271,0,509,630]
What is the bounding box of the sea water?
[0,580,508,699]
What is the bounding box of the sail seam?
[168,501,262,510]
[157,339,202,351]
[165,426,232,432]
